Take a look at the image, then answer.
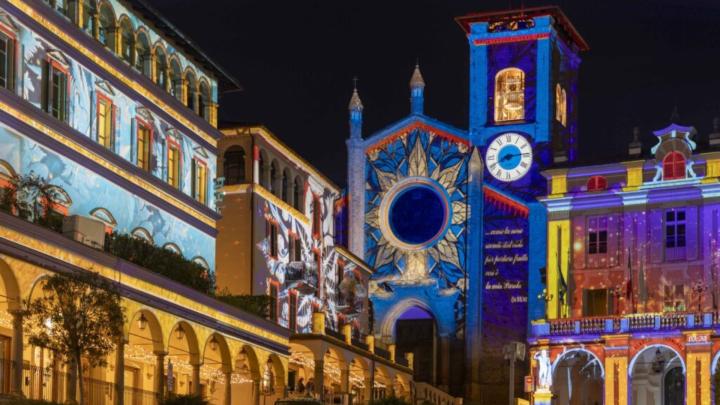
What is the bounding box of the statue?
[534,349,552,391]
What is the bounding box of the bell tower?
[456,7,588,404]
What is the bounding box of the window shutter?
[685,206,698,260]
[111,104,117,152]
[191,160,197,199]
[41,61,49,112]
[572,216,586,269]
[649,209,664,263]
[582,289,589,316]
[607,290,615,316]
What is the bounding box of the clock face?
[485,133,533,182]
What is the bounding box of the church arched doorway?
[551,349,603,405]
[630,345,685,405]
[393,305,437,385]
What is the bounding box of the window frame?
[95,92,115,150]
[135,117,153,172]
[586,176,607,192]
[166,137,182,189]
[0,23,17,92]
[42,57,70,122]
[268,281,279,323]
[664,208,686,261]
[288,290,298,332]
[191,157,208,204]
[266,220,279,259]
[663,152,686,181]
[312,196,322,238]
[494,67,526,123]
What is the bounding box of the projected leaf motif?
[365,127,469,290]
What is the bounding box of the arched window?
[555,83,567,126]
[89,207,116,232]
[97,2,116,51]
[169,58,182,99]
[494,67,525,122]
[46,0,71,19]
[191,256,209,271]
[258,150,268,189]
[131,227,153,244]
[118,18,134,64]
[154,47,168,91]
[81,0,97,35]
[223,146,246,185]
[184,71,197,112]
[663,152,686,180]
[163,243,182,256]
[198,80,211,121]
[134,31,151,77]
[293,176,303,211]
[281,168,291,203]
[586,176,607,192]
[269,160,280,196]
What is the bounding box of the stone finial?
[409,63,425,89]
[628,126,642,157]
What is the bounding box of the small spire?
[629,126,642,157]
[670,106,680,123]
[409,63,425,89]
[348,77,363,111]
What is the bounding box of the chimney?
[628,127,642,157]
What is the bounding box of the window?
[118,18,134,64]
[587,176,607,192]
[81,0,96,35]
[0,30,15,90]
[665,209,686,261]
[267,221,278,258]
[293,177,303,211]
[494,67,525,122]
[663,284,685,312]
[587,216,608,255]
[289,235,302,262]
[134,33,151,77]
[223,146,245,185]
[337,261,345,303]
[136,122,152,172]
[199,81,211,121]
[191,159,208,204]
[312,197,321,237]
[281,169,290,203]
[270,161,279,195]
[269,283,278,322]
[155,48,168,90]
[97,3,115,51]
[42,61,68,122]
[167,144,180,188]
[583,289,609,317]
[184,72,197,112]
[170,59,182,99]
[96,95,114,150]
[555,83,567,126]
[663,152,686,180]
[288,292,297,332]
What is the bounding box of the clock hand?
[500,153,520,162]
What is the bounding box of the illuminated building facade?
[342,6,587,404]
[0,1,291,404]
[529,123,720,405]
[215,125,415,404]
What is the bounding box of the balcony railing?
[533,312,716,337]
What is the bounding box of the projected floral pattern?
[365,127,469,289]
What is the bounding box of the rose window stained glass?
[388,185,447,246]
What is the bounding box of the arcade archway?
[551,349,603,405]
[391,304,438,385]
[630,345,685,405]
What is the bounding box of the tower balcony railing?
[532,311,715,338]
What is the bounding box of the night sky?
[150,0,720,186]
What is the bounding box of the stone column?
[252,380,260,405]
[340,366,350,405]
[10,310,23,396]
[438,335,451,391]
[223,371,232,405]
[314,358,324,401]
[253,146,260,185]
[154,352,166,402]
[604,354,628,405]
[114,338,126,405]
[191,363,201,395]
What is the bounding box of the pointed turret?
[409,63,425,115]
[348,80,363,139]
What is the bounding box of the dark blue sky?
[151,0,720,186]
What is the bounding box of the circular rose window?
[386,182,448,248]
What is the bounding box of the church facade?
[344,6,588,403]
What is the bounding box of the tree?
[23,271,125,405]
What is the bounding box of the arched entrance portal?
[393,305,437,385]
[630,345,685,405]
[551,349,603,405]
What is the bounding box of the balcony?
[531,312,713,338]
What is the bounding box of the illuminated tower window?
[136,123,151,172]
[96,95,114,150]
[167,144,180,188]
[663,152,686,180]
[494,67,525,122]
[555,83,567,126]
